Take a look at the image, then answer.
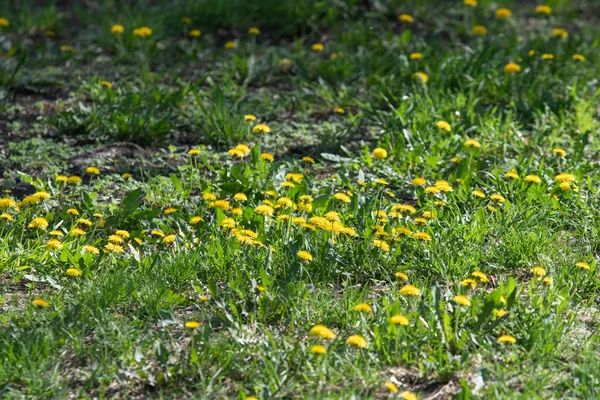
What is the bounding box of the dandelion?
[0,198,16,208]
[253,123,271,133]
[498,334,516,344]
[100,81,112,88]
[413,72,428,83]
[541,53,554,60]
[280,58,293,71]
[385,381,399,393]
[46,239,63,250]
[464,0,477,6]
[554,173,575,183]
[181,17,191,24]
[346,334,368,348]
[451,157,461,164]
[303,156,315,164]
[436,120,451,132]
[108,234,124,243]
[461,278,477,288]
[490,193,505,203]
[82,245,100,254]
[412,177,426,186]
[66,208,79,216]
[472,25,488,36]
[68,176,82,184]
[111,24,124,34]
[259,153,274,162]
[66,268,82,277]
[0,18,10,27]
[248,27,260,35]
[472,190,485,198]
[572,54,585,62]
[297,250,313,261]
[453,295,471,307]
[115,230,130,238]
[552,148,566,157]
[32,299,50,308]
[552,28,568,38]
[311,43,324,51]
[471,271,489,283]
[524,175,541,183]
[28,217,49,230]
[70,228,85,236]
[412,232,431,241]
[395,271,409,281]
[185,321,200,329]
[133,26,152,37]
[60,45,73,52]
[504,63,521,73]
[464,139,481,148]
[244,114,256,121]
[495,309,508,318]
[255,204,275,217]
[531,266,546,278]
[505,170,519,180]
[77,218,93,227]
[536,5,552,15]
[334,107,345,114]
[409,52,423,60]
[543,276,552,285]
[398,14,414,23]
[576,262,590,270]
[399,284,421,296]
[105,243,124,253]
[163,234,176,244]
[495,8,512,19]
[353,303,372,313]
[309,344,326,354]
[225,41,236,49]
[390,314,409,326]
[189,29,201,38]
[310,324,336,340]
[86,166,100,175]
[0,213,13,221]
[333,192,351,204]
[401,391,418,400]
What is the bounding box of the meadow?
[1,0,600,398]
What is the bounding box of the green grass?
[1,0,600,398]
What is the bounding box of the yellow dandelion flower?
[28,217,49,230]
[66,268,82,277]
[333,107,345,114]
[86,166,100,175]
[353,303,372,313]
[390,314,409,326]
[552,28,568,38]
[385,381,399,393]
[185,321,200,329]
[398,14,414,23]
[46,239,63,250]
[464,0,477,6]
[261,153,274,162]
[111,24,124,34]
[536,5,551,15]
[412,232,431,241]
[255,204,275,217]
[461,278,477,288]
[524,175,541,183]
[576,262,590,270]
[310,324,336,340]
[413,72,428,83]
[541,53,554,60]
[0,18,10,27]
[410,52,423,60]
[554,173,575,183]
[453,295,471,307]
[490,193,505,203]
[472,25,488,36]
[309,344,326,354]
[346,334,368,348]
[572,54,585,62]
[495,8,512,19]
[188,148,201,155]
[297,250,313,261]
[436,120,451,132]
[531,266,546,278]
[372,148,388,159]
[70,228,86,236]
[77,218,93,227]
[395,271,409,281]
[82,245,100,254]
[399,284,421,296]
[401,391,418,400]
[504,63,521,73]
[464,139,481,148]
[311,43,324,51]
[67,176,82,184]
[189,29,201,38]
[253,123,271,133]
[498,334,516,344]
[32,299,50,308]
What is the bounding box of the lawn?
[1,0,600,398]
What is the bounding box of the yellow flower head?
[32,299,50,308]
[311,43,324,51]
[28,217,49,230]
[398,14,414,23]
[372,148,388,159]
[576,262,590,270]
[498,334,516,344]
[464,139,481,148]
[66,268,82,277]
[255,204,275,217]
[133,26,152,37]
[189,29,201,38]
[346,334,368,348]
[552,28,568,38]
[248,27,260,35]
[495,8,512,19]
[385,381,399,393]
[524,174,541,183]
[353,303,372,313]
[0,18,10,27]
[399,284,421,296]
[572,54,585,62]
[409,52,423,60]
[297,250,313,261]
[436,120,451,132]
[185,321,200,329]
[504,63,521,73]
[472,25,488,36]
[536,5,552,15]
[261,153,274,162]
[413,72,428,83]
[111,24,124,34]
[390,314,409,326]
[86,166,100,175]
[552,148,566,157]
[225,41,236,49]
[453,295,471,307]
[253,123,271,133]
[464,0,477,6]
[309,344,326,354]
[310,324,336,340]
